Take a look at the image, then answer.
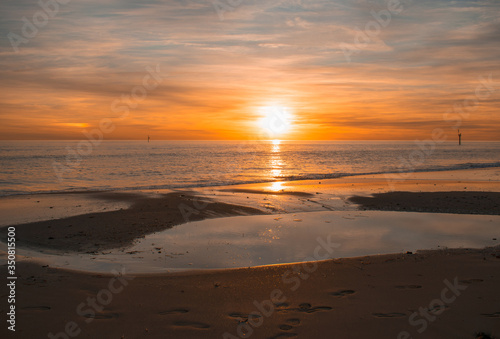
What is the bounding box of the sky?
[0,0,499,140]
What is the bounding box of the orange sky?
[1,0,499,140]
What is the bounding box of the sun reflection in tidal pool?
[270,181,285,191]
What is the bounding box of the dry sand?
[2,248,499,339]
[1,168,500,339]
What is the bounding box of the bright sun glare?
[258,106,293,137]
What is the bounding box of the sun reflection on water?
[270,158,283,178]
[271,140,281,152]
[269,140,284,180]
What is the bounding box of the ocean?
[0,140,499,197]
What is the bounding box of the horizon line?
[1,139,499,142]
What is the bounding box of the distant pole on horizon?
[458,129,461,146]
[148,135,150,143]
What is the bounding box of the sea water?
[0,140,499,196]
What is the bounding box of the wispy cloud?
[0,0,499,139]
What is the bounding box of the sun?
[257,106,293,138]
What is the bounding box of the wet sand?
[1,168,500,338]
[349,191,500,215]
[0,192,265,253]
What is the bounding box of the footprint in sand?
[278,318,302,331]
[159,308,189,315]
[297,303,332,313]
[372,312,406,318]
[83,312,119,320]
[268,333,298,339]
[228,312,247,320]
[427,304,449,313]
[459,279,484,284]
[274,302,291,313]
[330,289,356,297]
[173,321,210,329]
[275,302,332,314]
[285,318,301,326]
[395,285,422,289]
[228,312,263,323]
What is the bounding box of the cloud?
[0,0,499,140]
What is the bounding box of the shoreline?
[1,163,499,199]
[1,166,499,226]
[1,167,499,254]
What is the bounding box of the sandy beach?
[1,168,500,339]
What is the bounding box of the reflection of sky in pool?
[4,211,499,273]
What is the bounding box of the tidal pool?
[2,211,499,273]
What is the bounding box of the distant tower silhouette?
[458,129,461,146]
